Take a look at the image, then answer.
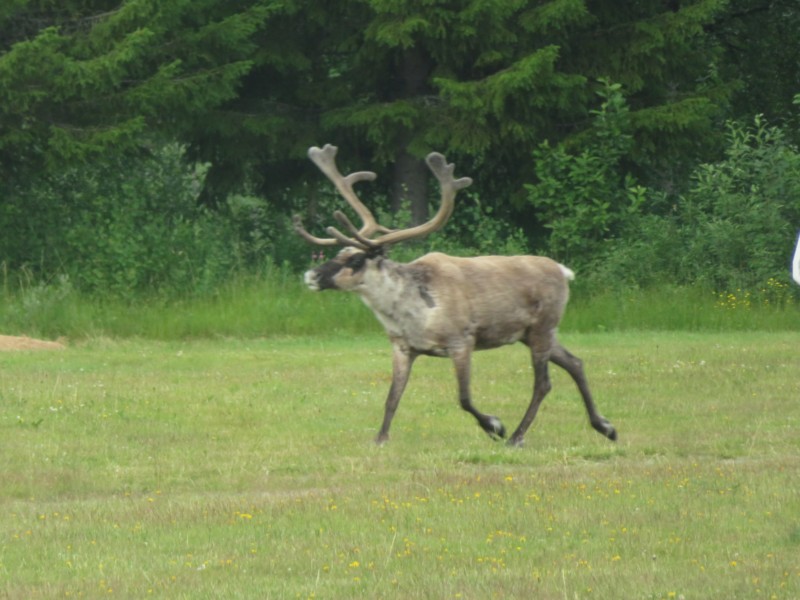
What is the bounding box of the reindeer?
[293,144,617,447]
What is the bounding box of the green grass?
[0,273,378,340]
[2,271,799,340]
[564,284,800,332]
[2,332,799,598]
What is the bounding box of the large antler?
[293,144,472,250]
[292,144,393,247]
[372,152,472,247]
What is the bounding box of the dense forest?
[0,0,798,299]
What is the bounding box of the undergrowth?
[1,265,798,340]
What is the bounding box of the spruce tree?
[0,0,269,178]
[241,0,729,226]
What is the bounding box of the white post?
[793,231,800,285]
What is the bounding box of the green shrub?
[525,79,643,268]
[678,116,800,290]
[592,115,800,298]
[0,144,241,299]
[226,194,311,272]
[421,192,528,259]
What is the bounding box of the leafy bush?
[1,144,241,298]
[226,194,309,272]
[425,193,528,258]
[525,79,644,268]
[678,116,800,290]
[596,115,800,295]
[591,210,683,289]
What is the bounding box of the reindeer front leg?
[451,347,506,439]
[376,343,417,444]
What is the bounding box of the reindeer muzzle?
[303,269,322,291]
[304,263,342,291]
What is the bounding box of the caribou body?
[793,232,800,285]
[294,145,616,447]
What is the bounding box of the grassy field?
[1,331,799,599]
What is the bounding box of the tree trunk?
[390,46,432,226]
[391,147,429,225]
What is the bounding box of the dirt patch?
[0,335,66,351]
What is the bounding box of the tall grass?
[565,284,800,332]
[0,265,377,340]
[1,265,798,340]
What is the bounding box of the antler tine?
[373,152,472,247]
[426,152,473,191]
[308,144,392,238]
[292,214,340,246]
[325,224,371,249]
[332,210,380,250]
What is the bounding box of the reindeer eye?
[345,253,368,271]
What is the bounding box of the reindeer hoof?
[483,415,506,440]
[507,436,525,448]
[375,433,389,446]
[592,418,617,441]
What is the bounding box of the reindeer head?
[302,246,385,291]
[294,144,472,292]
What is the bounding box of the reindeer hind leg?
[549,342,617,441]
[508,353,551,447]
